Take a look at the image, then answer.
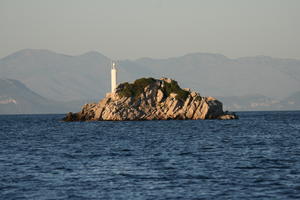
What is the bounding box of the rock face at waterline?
[64,78,238,121]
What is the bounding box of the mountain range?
[0,49,299,114]
[0,78,81,114]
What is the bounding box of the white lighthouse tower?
[111,61,117,93]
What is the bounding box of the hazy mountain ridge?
[218,92,300,111]
[135,53,300,99]
[0,49,111,101]
[0,78,83,114]
[0,49,300,113]
[281,91,300,109]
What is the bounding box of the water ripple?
[0,111,300,199]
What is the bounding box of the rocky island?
[64,77,238,121]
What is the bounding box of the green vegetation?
[118,77,189,102]
[194,96,202,101]
[162,80,189,102]
[118,78,156,98]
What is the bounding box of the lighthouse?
[111,61,117,93]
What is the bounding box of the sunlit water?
[1,111,300,200]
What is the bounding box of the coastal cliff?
[64,78,238,121]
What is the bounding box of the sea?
[0,111,300,200]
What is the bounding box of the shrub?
[118,77,189,102]
[162,80,189,102]
[118,82,135,97]
[118,78,156,98]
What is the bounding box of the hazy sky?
[1,0,299,60]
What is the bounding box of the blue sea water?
[0,111,300,200]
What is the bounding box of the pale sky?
[1,0,299,60]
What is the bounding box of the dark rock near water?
[64,78,238,121]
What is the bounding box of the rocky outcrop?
[64,78,238,121]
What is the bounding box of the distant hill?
[0,78,83,114]
[217,94,280,111]
[280,91,300,110]
[0,49,300,112]
[0,49,111,101]
[135,53,300,99]
[218,93,300,111]
[0,49,155,101]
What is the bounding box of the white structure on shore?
[111,61,117,93]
